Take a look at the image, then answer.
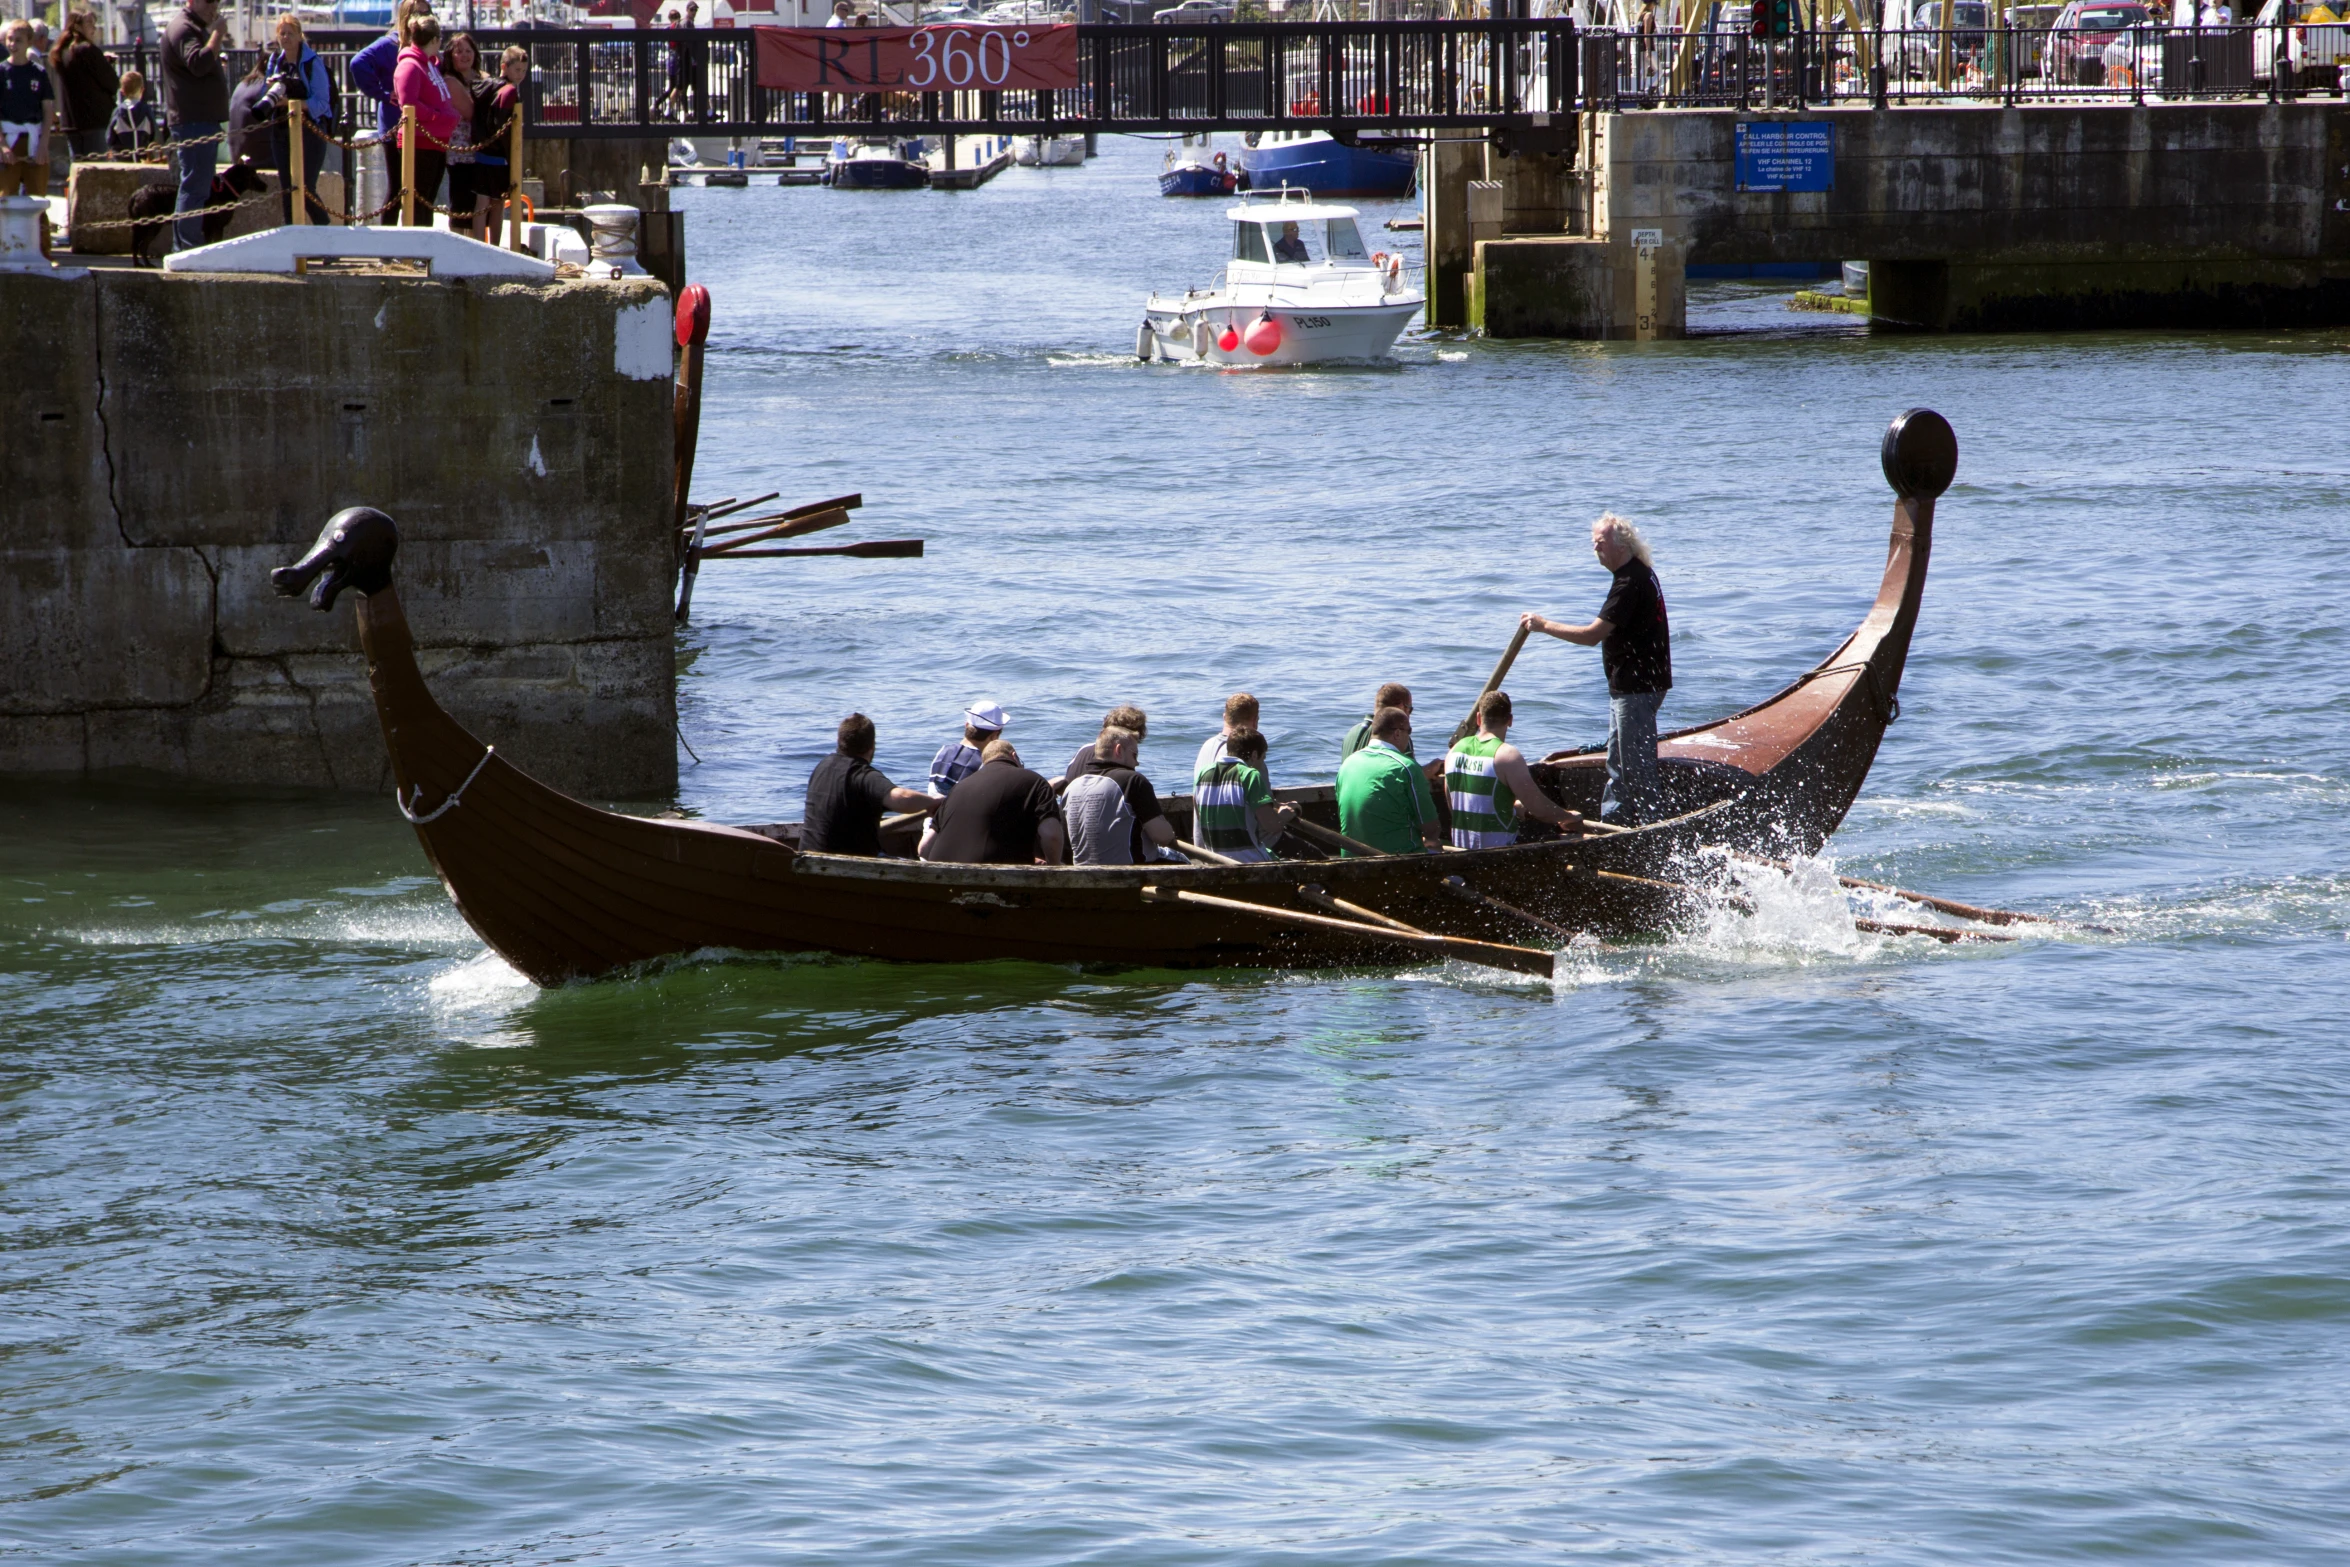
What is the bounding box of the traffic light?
[1749,0,1796,36]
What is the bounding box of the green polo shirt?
[1335,739,1435,855]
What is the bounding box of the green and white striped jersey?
[1194,756,1274,862]
[1445,733,1519,850]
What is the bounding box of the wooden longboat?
[270,410,1956,986]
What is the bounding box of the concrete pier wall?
[1472,101,2350,337]
[1,269,680,799]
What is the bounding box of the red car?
[2045,0,2152,83]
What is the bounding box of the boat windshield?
[1237,216,1369,264]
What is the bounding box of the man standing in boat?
[1520,514,1672,825]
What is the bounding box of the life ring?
[1372,250,1389,269]
[1383,253,1402,286]
[1212,151,1226,169]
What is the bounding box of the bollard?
[289,100,306,226]
[507,102,526,251]
[400,103,417,226]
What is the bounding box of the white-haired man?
[1519,513,1672,825]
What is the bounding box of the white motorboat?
[1136,191,1423,368]
[1016,135,1087,168]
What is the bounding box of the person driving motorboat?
[1272,220,1309,263]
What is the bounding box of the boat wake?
[68,880,474,953]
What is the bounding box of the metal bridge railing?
[229,17,2329,142]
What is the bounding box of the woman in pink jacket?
[391,13,456,224]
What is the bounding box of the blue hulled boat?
[1237,131,1415,200]
[1161,137,1240,198]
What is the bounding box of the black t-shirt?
[1598,559,1672,696]
[1063,742,1097,781]
[800,750,896,856]
[1079,754,1167,864]
[926,760,1062,864]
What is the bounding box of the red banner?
[754,25,1080,93]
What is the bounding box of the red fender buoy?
[1217,325,1241,352]
[1244,313,1281,356]
[675,282,712,348]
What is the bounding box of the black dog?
[127,158,268,266]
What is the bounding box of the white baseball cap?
[965,700,1009,732]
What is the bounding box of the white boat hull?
[1140,297,1421,367]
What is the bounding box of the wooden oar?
[1721,849,2067,928]
[687,490,778,527]
[1286,817,1394,859]
[1440,874,1589,945]
[1856,917,2014,945]
[1141,884,1553,979]
[708,540,924,560]
[697,508,854,555]
[1297,882,1421,934]
[1172,838,1241,866]
[1453,620,1533,744]
[695,492,863,541]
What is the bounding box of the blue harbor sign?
[1735,121,1834,193]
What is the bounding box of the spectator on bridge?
[51,8,117,163]
[440,31,486,236]
[265,13,335,226]
[470,45,527,242]
[350,0,432,217]
[228,60,273,163]
[107,69,157,155]
[393,13,457,224]
[158,0,228,252]
[1,20,58,202]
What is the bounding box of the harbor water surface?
[7,137,2350,1564]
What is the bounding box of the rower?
[1192,691,1259,784]
[1520,513,1672,825]
[1064,725,1180,865]
[1334,706,1440,855]
[929,699,1007,800]
[1443,691,1583,850]
[1064,703,1149,780]
[800,713,932,857]
[1194,729,1294,862]
[1340,682,1411,763]
[921,739,1067,865]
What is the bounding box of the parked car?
[2253,0,2350,83]
[2044,0,2151,82]
[1152,0,1233,20]
[1902,0,1995,73]
[2004,3,2066,77]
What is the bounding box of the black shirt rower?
[922,744,1067,865]
[799,713,930,856]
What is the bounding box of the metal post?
[400,103,417,226]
